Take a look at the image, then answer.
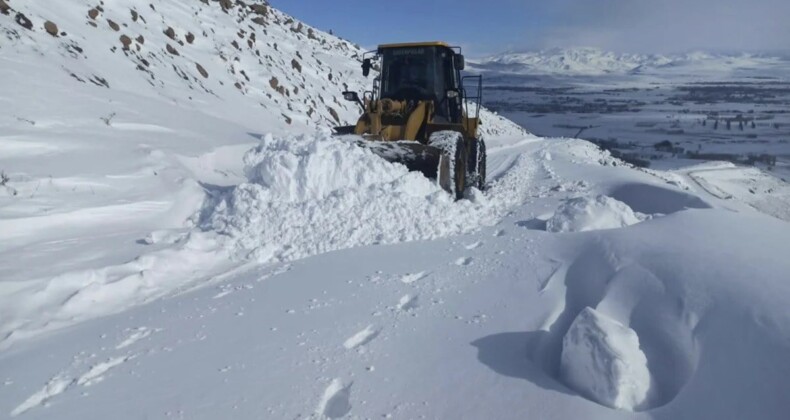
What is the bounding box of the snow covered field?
[2,1,790,419]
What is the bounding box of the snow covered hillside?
[2,2,790,420]
[0,0,524,346]
[472,47,790,76]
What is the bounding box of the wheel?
[467,138,487,190]
[429,131,467,200]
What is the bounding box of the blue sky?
[268,0,790,57]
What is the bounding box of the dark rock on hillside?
[15,13,33,30]
[120,34,132,49]
[196,63,209,78]
[44,20,59,37]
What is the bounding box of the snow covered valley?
[2,1,790,419]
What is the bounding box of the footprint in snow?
[397,294,419,311]
[343,325,380,350]
[399,271,429,284]
[454,257,473,266]
[316,378,352,419]
[116,326,159,349]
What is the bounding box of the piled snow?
[560,307,653,411]
[478,108,530,140]
[202,131,532,262]
[546,195,644,233]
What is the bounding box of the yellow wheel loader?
[334,42,486,199]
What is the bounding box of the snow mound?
[560,307,653,411]
[478,108,529,140]
[241,132,411,203]
[201,131,529,263]
[546,195,644,233]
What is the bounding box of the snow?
[473,47,790,76]
[560,307,653,411]
[546,195,645,233]
[200,130,540,264]
[2,1,790,419]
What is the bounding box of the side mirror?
[456,54,465,71]
[343,91,360,102]
[342,90,364,110]
[446,89,460,99]
[362,58,372,77]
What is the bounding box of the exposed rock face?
[328,107,340,123]
[291,58,301,73]
[196,63,208,78]
[166,44,179,56]
[164,27,175,40]
[219,0,233,11]
[135,35,145,44]
[119,34,132,50]
[250,4,269,16]
[0,0,11,16]
[107,19,120,31]
[185,32,195,44]
[15,13,33,30]
[44,21,59,37]
[88,8,99,19]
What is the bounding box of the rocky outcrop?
[196,63,209,78]
[44,20,58,37]
[119,34,132,50]
[0,0,11,15]
[15,13,33,30]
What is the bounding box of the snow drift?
[560,307,653,411]
[546,195,645,233]
[201,130,535,263]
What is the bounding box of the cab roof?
[377,41,451,50]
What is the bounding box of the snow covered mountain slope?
[472,47,790,76]
[2,136,789,419]
[2,2,790,420]
[0,0,525,347]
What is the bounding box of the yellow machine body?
[335,41,486,199]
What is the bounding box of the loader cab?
[373,42,466,123]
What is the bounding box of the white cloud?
[525,0,790,53]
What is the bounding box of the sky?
[268,0,790,57]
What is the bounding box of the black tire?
[429,131,467,200]
[478,139,487,190]
[467,138,487,190]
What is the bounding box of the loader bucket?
[355,140,442,180]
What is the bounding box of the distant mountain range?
[471,47,789,76]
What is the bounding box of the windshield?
[380,46,443,101]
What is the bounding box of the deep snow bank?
[546,195,645,233]
[201,131,534,262]
[560,307,653,411]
